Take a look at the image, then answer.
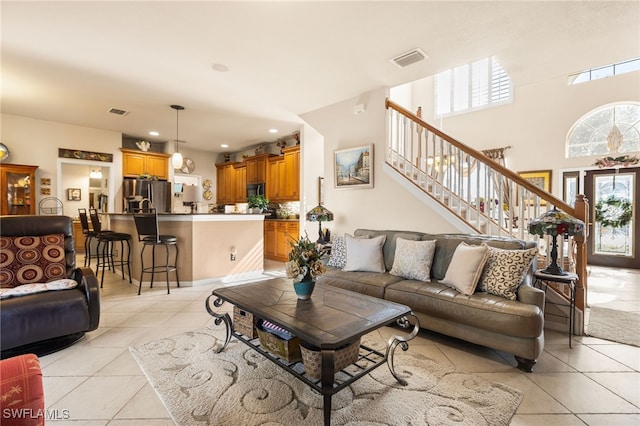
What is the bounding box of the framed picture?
[518,170,551,205]
[334,144,373,189]
[40,178,51,186]
[67,188,81,201]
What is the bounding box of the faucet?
[139,198,154,210]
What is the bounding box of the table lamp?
[528,207,585,275]
[182,185,202,214]
[306,205,334,244]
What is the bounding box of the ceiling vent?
[391,48,428,68]
[108,107,129,116]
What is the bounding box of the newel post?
[573,194,589,313]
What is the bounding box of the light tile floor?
[41,262,639,425]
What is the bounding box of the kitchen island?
[108,213,265,286]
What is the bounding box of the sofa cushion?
[318,267,403,298]
[354,229,422,271]
[326,236,347,268]
[0,234,67,288]
[430,235,528,281]
[343,234,386,273]
[479,246,538,300]
[441,243,489,295]
[384,279,543,338]
[389,238,436,282]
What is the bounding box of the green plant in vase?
[247,194,269,213]
[285,233,326,299]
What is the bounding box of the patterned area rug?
[587,306,640,347]
[130,327,523,426]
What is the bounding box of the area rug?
[587,305,640,347]
[130,327,523,426]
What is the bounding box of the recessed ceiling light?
[269,128,278,134]
[212,63,229,72]
[221,144,229,148]
[149,131,159,136]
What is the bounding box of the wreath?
[595,195,633,228]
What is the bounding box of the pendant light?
[171,104,185,169]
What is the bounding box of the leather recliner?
[0,215,100,358]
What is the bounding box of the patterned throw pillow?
[326,236,347,268]
[0,234,66,288]
[389,238,436,282]
[441,243,489,295]
[478,246,538,300]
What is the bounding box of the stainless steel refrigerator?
[123,179,171,213]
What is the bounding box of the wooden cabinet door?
[0,164,38,215]
[246,158,258,184]
[267,158,283,201]
[234,165,247,202]
[145,155,169,180]
[275,222,289,260]
[285,222,299,243]
[283,147,300,201]
[122,152,146,177]
[264,221,277,257]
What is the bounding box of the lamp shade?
[172,152,183,169]
[528,208,585,237]
[306,205,334,222]
[182,185,202,203]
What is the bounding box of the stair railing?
[385,98,589,313]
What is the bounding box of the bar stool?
[132,208,180,295]
[89,208,132,287]
[78,208,98,267]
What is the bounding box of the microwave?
[246,182,265,198]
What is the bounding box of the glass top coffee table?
[206,278,419,426]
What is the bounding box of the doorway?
[583,167,639,268]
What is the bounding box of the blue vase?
[293,280,315,300]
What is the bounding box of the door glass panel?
[593,172,634,256]
[7,172,32,215]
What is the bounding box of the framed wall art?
[67,188,81,201]
[334,144,373,189]
[518,170,551,205]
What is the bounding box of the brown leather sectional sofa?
[317,229,545,372]
[1,215,100,358]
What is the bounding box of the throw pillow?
[0,278,78,299]
[343,234,386,273]
[478,246,538,300]
[441,242,489,295]
[0,234,66,288]
[326,236,347,269]
[389,238,436,282]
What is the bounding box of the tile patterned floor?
[40,263,638,425]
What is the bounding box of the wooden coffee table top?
[213,278,412,349]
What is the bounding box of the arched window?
[566,103,640,158]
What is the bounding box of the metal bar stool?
[89,208,132,287]
[78,208,98,267]
[132,208,180,295]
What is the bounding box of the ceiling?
[2,1,638,154]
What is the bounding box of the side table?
[534,270,578,348]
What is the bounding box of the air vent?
[391,48,428,68]
[108,107,129,116]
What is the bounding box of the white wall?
[404,71,640,196]
[300,123,325,237]
[300,88,457,237]
[1,114,123,213]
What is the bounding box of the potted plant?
[247,194,269,213]
[285,233,326,299]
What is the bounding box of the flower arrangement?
[285,233,326,283]
[595,155,639,168]
[595,195,632,228]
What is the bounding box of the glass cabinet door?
[1,164,38,215]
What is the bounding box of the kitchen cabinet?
[72,220,85,252]
[266,146,300,202]
[121,149,170,180]
[264,220,299,261]
[0,164,38,215]
[234,164,247,203]
[246,154,273,184]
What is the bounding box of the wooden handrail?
[385,99,575,215]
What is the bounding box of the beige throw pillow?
[343,234,386,273]
[390,238,436,282]
[478,246,538,300]
[441,242,489,295]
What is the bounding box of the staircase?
[385,99,589,322]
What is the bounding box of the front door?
[583,167,640,268]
